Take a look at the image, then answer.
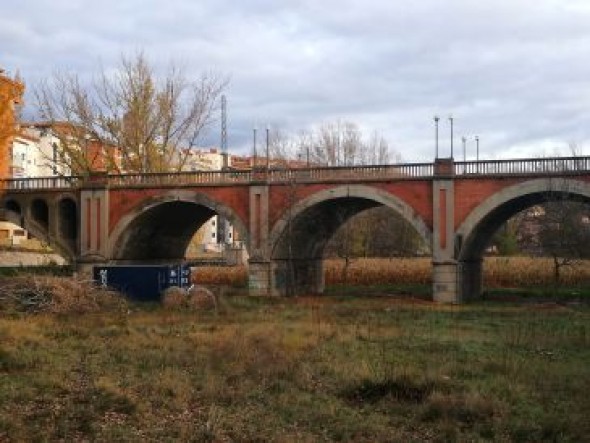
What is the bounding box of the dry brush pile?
[0,275,127,315]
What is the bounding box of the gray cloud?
[2,0,590,161]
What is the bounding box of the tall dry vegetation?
[196,257,590,288]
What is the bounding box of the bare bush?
[0,275,127,315]
[186,286,217,311]
[161,286,187,309]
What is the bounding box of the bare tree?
[537,199,590,287]
[268,120,394,168]
[35,52,227,174]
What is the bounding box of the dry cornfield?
[195,257,590,288]
[193,265,248,287]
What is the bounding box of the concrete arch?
[109,190,249,261]
[457,178,590,261]
[269,184,432,257]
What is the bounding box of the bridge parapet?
[107,169,252,187]
[455,156,590,176]
[1,156,589,190]
[1,175,83,191]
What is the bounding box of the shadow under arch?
[268,184,432,295]
[455,178,590,298]
[1,208,75,262]
[109,190,249,262]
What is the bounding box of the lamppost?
[252,126,257,169]
[448,115,454,159]
[462,136,466,162]
[434,115,440,159]
[475,135,480,174]
[462,136,467,175]
[265,125,270,171]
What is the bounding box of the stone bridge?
[2,156,590,302]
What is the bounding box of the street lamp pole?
[449,115,454,159]
[462,136,467,175]
[462,136,466,161]
[265,125,270,171]
[434,115,440,159]
[253,127,257,169]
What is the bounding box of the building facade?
[0,69,24,180]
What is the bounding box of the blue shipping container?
[93,264,191,302]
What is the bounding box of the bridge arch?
[30,198,49,230]
[109,190,249,262]
[5,199,21,215]
[1,196,76,262]
[456,178,590,298]
[57,197,77,250]
[268,184,432,295]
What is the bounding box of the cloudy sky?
[2,0,590,162]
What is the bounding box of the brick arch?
[108,190,249,261]
[269,184,432,258]
[456,178,590,261]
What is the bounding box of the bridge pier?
[271,258,324,296]
[248,260,273,296]
[432,261,459,303]
[432,163,462,303]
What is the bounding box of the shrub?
[0,275,127,315]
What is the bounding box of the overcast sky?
[2,0,590,162]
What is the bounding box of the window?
[211,232,216,238]
[13,230,25,237]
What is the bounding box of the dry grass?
[0,297,588,441]
[195,257,590,289]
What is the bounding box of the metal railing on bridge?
[454,156,590,176]
[1,155,589,190]
[267,162,434,182]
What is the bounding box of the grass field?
[1,296,589,441]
